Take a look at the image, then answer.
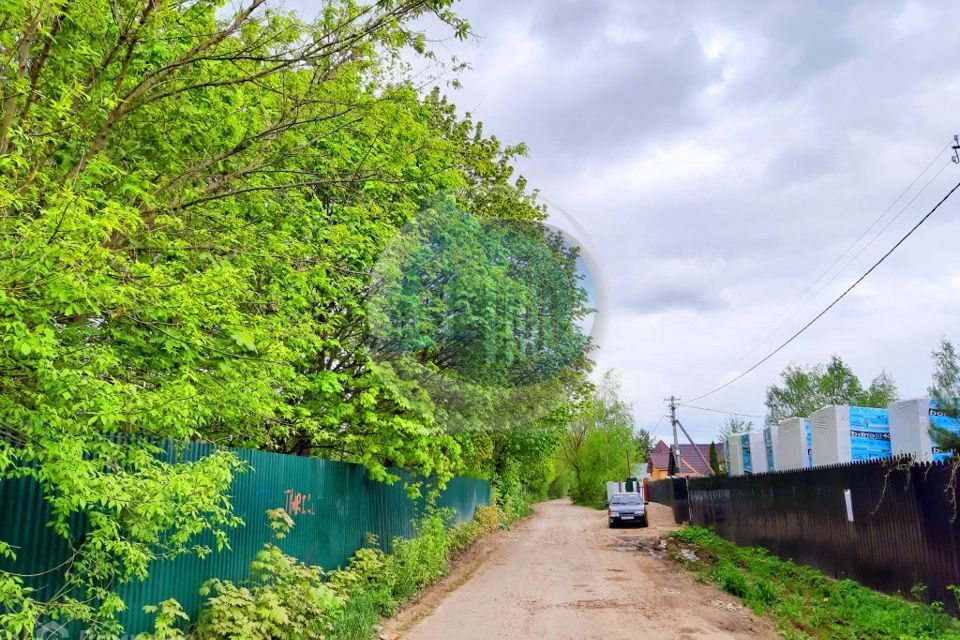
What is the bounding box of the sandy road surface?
[385,499,778,640]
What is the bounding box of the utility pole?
[664,395,712,474]
[666,396,681,473]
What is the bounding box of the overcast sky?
[290,0,960,443]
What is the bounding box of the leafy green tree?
[709,441,721,475]
[559,370,636,506]
[764,355,898,425]
[929,338,960,405]
[0,0,589,635]
[865,370,899,408]
[717,415,753,442]
[368,201,588,388]
[928,338,960,454]
[634,428,654,467]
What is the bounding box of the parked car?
[607,492,647,528]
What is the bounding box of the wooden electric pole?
[666,396,681,473]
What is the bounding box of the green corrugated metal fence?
[0,442,490,638]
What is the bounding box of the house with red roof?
[648,441,672,480]
[647,440,723,479]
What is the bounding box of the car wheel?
[608,520,616,528]
[639,516,648,528]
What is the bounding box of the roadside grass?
[669,527,960,640]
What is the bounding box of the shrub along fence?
[0,442,490,637]
[647,477,690,524]
[687,459,960,613]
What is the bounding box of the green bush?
[546,472,569,499]
[670,527,960,640]
[387,511,453,600]
[192,545,344,640]
[139,503,507,640]
[449,503,502,552]
[750,576,779,608]
[136,599,190,640]
[494,463,534,523]
[716,561,749,598]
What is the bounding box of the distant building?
[647,441,671,480]
[647,440,722,479]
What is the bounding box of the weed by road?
[669,527,960,640]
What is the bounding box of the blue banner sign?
[849,407,890,461]
[763,427,775,471]
[804,420,812,468]
[929,399,960,462]
[741,433,752,474]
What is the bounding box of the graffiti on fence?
[283,488,315,516]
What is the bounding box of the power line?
[648,411,667,436]
[679,404,766,420]
[686,144,951,393]
[774,161,951,330]
[697,160,951,390]
[686,177,960,404]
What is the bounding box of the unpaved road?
[385,499,778,640]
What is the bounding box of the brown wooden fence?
[647,477,690,525]
[685,459,960,612]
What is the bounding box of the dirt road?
[385,499,778,640]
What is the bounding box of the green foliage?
[1,449,245,636]
[0,564,42,638]
[634,428,654,467]
[493,461,535,523]
[192,545,344,640]
[546,463,573,499]
[266,508,295,540]
[929,338,960,456]
[136,599,189,640]
[327,505,503,640]
[931,425,960,457]
[559,370,637,506]
[708,442,721,475]
[387,511,452,600]
[716,561,749,598]
[929,338,960,404]
[717,415,752,442]
[0,0,590,635]
[765,355,899,425]
[670,527,960,639]
[368,199,588,389]
[449,504,503,552]
[948,585,960,610]
[203,504,506,640]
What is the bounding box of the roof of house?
[648,440,724,477]
[649,440,671,470]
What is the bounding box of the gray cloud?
[620,286,728,314]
